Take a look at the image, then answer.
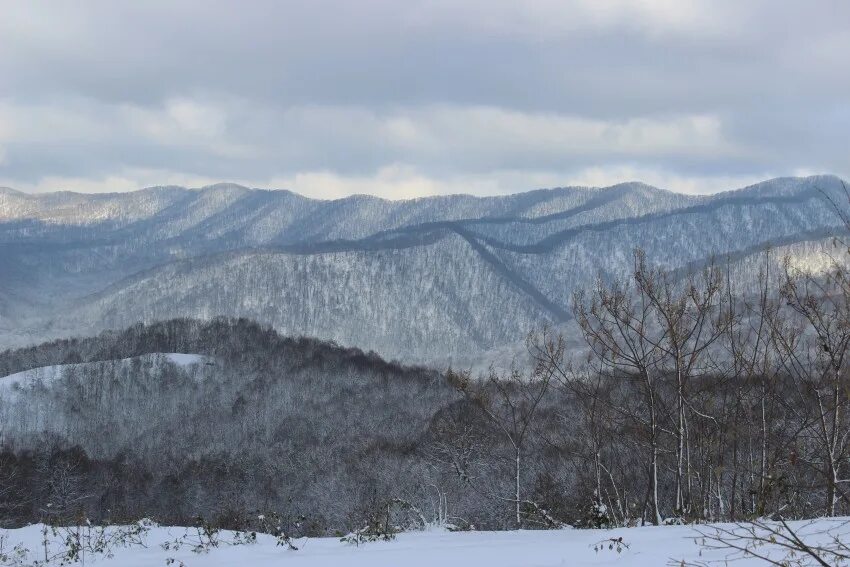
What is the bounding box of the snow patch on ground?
[2,519,849,566]
[0,365,65,392]
[163,353,207,366]
[0,353,211,396]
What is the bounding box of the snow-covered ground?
[162,353,207,367]
[2,519,849,566]
[0,353,210,393]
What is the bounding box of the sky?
[0,1,848,199]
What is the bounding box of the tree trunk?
[675,364,685,516]
[649,386,662,525]
[515,449,521,527]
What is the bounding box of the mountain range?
[0,174,847,365]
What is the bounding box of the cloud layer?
[1,1,848,197]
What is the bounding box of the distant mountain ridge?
[0,175,847,365]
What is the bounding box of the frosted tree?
[451,364,554,528]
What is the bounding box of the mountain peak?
[197,182,251,193]
[1,172,847,363]
[723,174,848,199]
[2,175,848,203]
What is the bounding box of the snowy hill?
[0,175,847,363]
[0,352,214,453]
[0,352,208,396]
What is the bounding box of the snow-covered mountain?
[0,175,846,364]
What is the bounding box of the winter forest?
[2,193,850,565]
[4,212,850,546]
[5,1,850,564]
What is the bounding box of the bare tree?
[0,453,23,526]
[566,261,669,525]
[38,453,91,524]
[632,251,729,517]
[773,253,850,516]
[451,362,554,528]
[686,517,850,567]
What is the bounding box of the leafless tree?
[451,362,554,528]
[632,251,729,517]
[772,251,850,516]
[685,518,850,566]
[565,259,669,524]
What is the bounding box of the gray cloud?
[0,0,848,197]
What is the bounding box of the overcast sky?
[1,1,848,198]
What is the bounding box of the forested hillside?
[4,230,850,536]
[1,175,847,364]
[0,319,467,531]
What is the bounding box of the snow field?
[3,518,849,566]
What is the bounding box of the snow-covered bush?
[578,494,612,530]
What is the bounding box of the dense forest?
[0,319,463,532]
[2,232,850,537]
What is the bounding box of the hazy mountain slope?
[0,182,694,250]
[0,175,846,363]
[0,185,190,226]
[491,187,842,307]
[52,235,555,364]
